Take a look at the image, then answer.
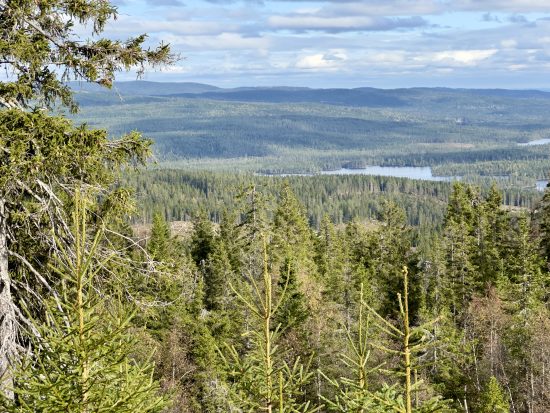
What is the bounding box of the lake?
[537,180,549,192]
[319,166,455,182]
[518,138,550,146]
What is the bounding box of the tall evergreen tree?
[538,185,550,267]
[0,0,174,399]
[190,209,216,268]
[504,213,545,309]
[221,237,318,413]
[365,200,416,319]
[477,184,506,288]
[205,239,231,311]
[442,183,479,320]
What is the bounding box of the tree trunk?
[0,197,15,400]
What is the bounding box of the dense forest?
[117,179,550,413]
[124,169,544,229]
[1,1,550,413]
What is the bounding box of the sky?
[106,0,550,89]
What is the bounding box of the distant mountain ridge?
[71,81,550,108]
[71,79,550,174]
[70,80,222,95]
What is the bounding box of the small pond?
[537,180,549,192]
[518,138,550,146]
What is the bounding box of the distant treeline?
[124,170,543,230]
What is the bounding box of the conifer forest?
[1,1,550,413]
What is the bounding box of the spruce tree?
[323,270,454,413]
[478,377,509,413]
[221,236,318,413]
[1,192,168,412]
[205,239,232,311]
[538,185,550,266]
[148,212,171,261]
[442,183,478,320]
[190,209,215,268]
[365,200,416,319]
[0,0,174,399]
[501,213,545,310]
[477,184,506,288]
[275,258,310,332]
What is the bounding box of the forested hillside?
[72,83,550,173]
[71,82,550,200]
[124,169,543,230]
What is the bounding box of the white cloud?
[107,0,550,88]
[296,52,348,69]
[454,0,550,13]
[501,39,518,48]
[508,64,528,70]
[371,52,406,64]
[431,49,499,66]
[164,32,270,50]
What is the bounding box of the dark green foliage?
[0,1,174,112]
[3,162,548,411]
[371,200,418,318]
[204,239,231,311]
[538,185,550,266]
[191,210,215,267]
[72,85,550,178]
[275,258,310,331]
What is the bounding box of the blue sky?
[107,0,550,89]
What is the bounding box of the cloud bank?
[106,0,550,88]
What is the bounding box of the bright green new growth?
[1,192,168,412]
[0,0,174,401]
[221,235,319,413]
[478,377,510,413]
[323,268,455,413]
